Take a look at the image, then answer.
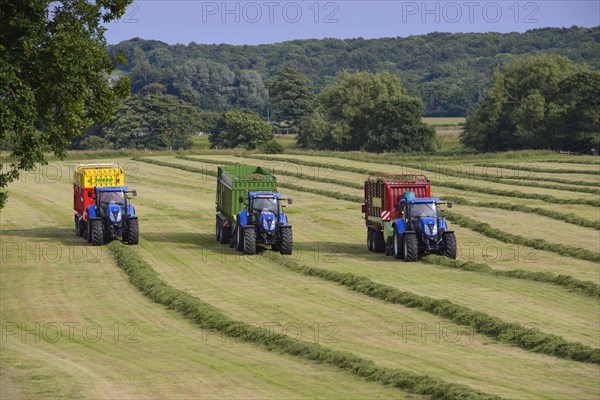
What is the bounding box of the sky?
[103,1,600,45]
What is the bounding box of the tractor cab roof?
[95,186,128,192]
[248,192,282,199]
[401,197,440,204]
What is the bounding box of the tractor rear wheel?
[442,232,457,259]
[243,227,256,255]
[127,218,139,245]
[74,216,80,236]
[392,231,403,259]
[403,234,418,262]
[221,225,231,244]
[86,221,92,243]
[216,218,222,242]
[367,229,373,252]
[280,227,293,255]
[78,220,86,238]
[91,220,104,246]
[373,231,385,253]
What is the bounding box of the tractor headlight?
[263,219,269,230]
[424,224,437,236]
[110,209,122,223]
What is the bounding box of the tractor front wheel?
[280,227,293,255]
[127,218,139,245]
[442,232,457,259]
[234,227,244,251]
[91,220,104,246]
[403,234,418,262]
[243,227,256,255]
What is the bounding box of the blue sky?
[104,1,600,45]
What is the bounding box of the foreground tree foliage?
[211,110,273,150]
[298,71,434,152]
[0,0,132,209]
[461,55,599,152]
[103,93,218,150]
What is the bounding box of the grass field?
[1,149,599,399]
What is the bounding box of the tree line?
[110,27,599,117]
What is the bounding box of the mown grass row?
[475,163,600,176]
[535,159,600,165]
[243,155,600,207]
[135,157,599,289]
[176,155,365,189]
[275,256,600,364]
[421,255,600,298]
[330,154,599,191]
[181,155,600,231]
[229,154,600,231]
[284,152,600,188]
[135,157,363,203]
[108,242,501,400]
[450,197,600,230]
[445,212,600,264]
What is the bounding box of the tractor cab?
[244,192,291,231]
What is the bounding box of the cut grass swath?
[137,157,599,263]
[176,155,364,189]
[108,242,501,400]
[445,212,600,264]
[274,256,600,364]
[243,155,600,206]
[133,157,600,363]
[450,197,600,231]
[475,163,600,176]
[135,157,363,203]
[283,152,600,188]
[421,255,600,298]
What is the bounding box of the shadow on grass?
[141,231,215,245]
[0,227,88,246]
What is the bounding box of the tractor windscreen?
[410,202,437,219]
[253,197,278,213]
[100,191,125,206]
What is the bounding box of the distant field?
[1,149,598,399]
[423,117,466,126]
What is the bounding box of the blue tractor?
[392,192,456,261]
[86,186,139,246]
[231,192,293,255]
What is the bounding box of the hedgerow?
[275,257,600,364]
[421,255,600,298]
[108,242,501,400]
